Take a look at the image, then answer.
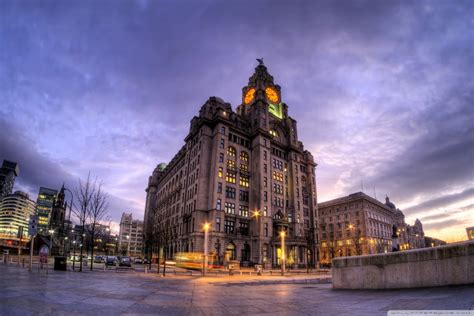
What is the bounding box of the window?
[264,223,268,237]
[269,129,278,137]
[219,153,224,163]
[220,138,225,149]
[218,167,223,178]
[220,126,225,134]
[225,186,236,199]
[240,175,249,187]
[216,199,221,210]
[240,151,249,162]
[226,171,236,183]
[227,146,236,157]
[263,206,268,216]
[303,208,309,217]
[239,190,249,202]
[240,163,248,172]
[264,150,267,160]
[239,205,249,217]
[272,171,283,182]
[217,182,222,193]
[264,191,268,202]
[216,217,221,232]
[239,222,249,235]
[227,159,236,170]
[263,177,268,188]
[224,220,235,234]
[225,202,235,214]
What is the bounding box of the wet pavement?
[0,264,472,315]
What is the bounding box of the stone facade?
[144,62,319,268]
[318,192,427,265]
[118,213,144,257]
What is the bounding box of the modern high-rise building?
[118,213,144,257]
[0,160,20,200]
[0,191,36,247]
[144,61,319,268]
[35,187,58,235]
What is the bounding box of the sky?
[0,0,472,241]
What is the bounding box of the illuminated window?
[225,202,235,215]
[226,171,236,183]
[227,146,236,157]
[272,171,283,182]
[239,175,249,187]
[227,159,236,170]
[240,163,248,172]
[240,151,249,162]
[239,205,249,217]
[218,167,223,178]
[269,129,278,137]
[216,199,221,210]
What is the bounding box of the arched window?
[269,129,278,137]
[227,146,236,157]
[240,151,249,162]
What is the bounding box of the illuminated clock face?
[244,88,256,105]
[265,87,279,103]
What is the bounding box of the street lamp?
[49,229,55,255]
[203,223,210,276]
[72,240,77,271]
[280,231,286,276]
[126,235,130,256]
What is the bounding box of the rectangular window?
[239,190,249,202]
[220,126,225,134]
[264,191,268,202]
[225,202,235,214]
[272,171,283,182]
[219,153,224,163]
[263,177,268,188]
[263,206,268,216]
[226,171,236,183]
[224,220,235,234]
[264,150,267,160]
[217,182,222,193]
[218,167,223,178]
[225,186,236,199]
[239,175,249,187]
[216,217,221,232]
[216,199,221,210]
[220,138,225,148]
[239,222,249,235]
[239,205,249,217]
[264,223,268,237]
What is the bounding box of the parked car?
[105,256,118,266]
[94,256,105,263]
[143,258,150,264]
[119,256,132,267]
[134,257,143,264]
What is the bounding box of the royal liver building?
[144,61,319,268]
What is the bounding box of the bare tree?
[72,173,93,272]
[87,182,109,271]
[72,173,109,272]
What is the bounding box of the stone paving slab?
[0,264,473,315]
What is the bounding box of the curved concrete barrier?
[332,240,474,289]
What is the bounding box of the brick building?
[144,61,319,268]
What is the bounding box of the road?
[0,264,472,315]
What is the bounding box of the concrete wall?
[332,240,474,289]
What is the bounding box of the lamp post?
[203,223,210,276]
[63,237,68,257]
[280,231,286,276]
[126,235,130,256]
[72,240,77,271]
[252,210,262,265]
[49,230,54,258]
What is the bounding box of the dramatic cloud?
[0,0,472,239]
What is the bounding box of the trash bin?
[255,264,262,275]
[54,256,67,271]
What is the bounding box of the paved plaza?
[0,264,473,315]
